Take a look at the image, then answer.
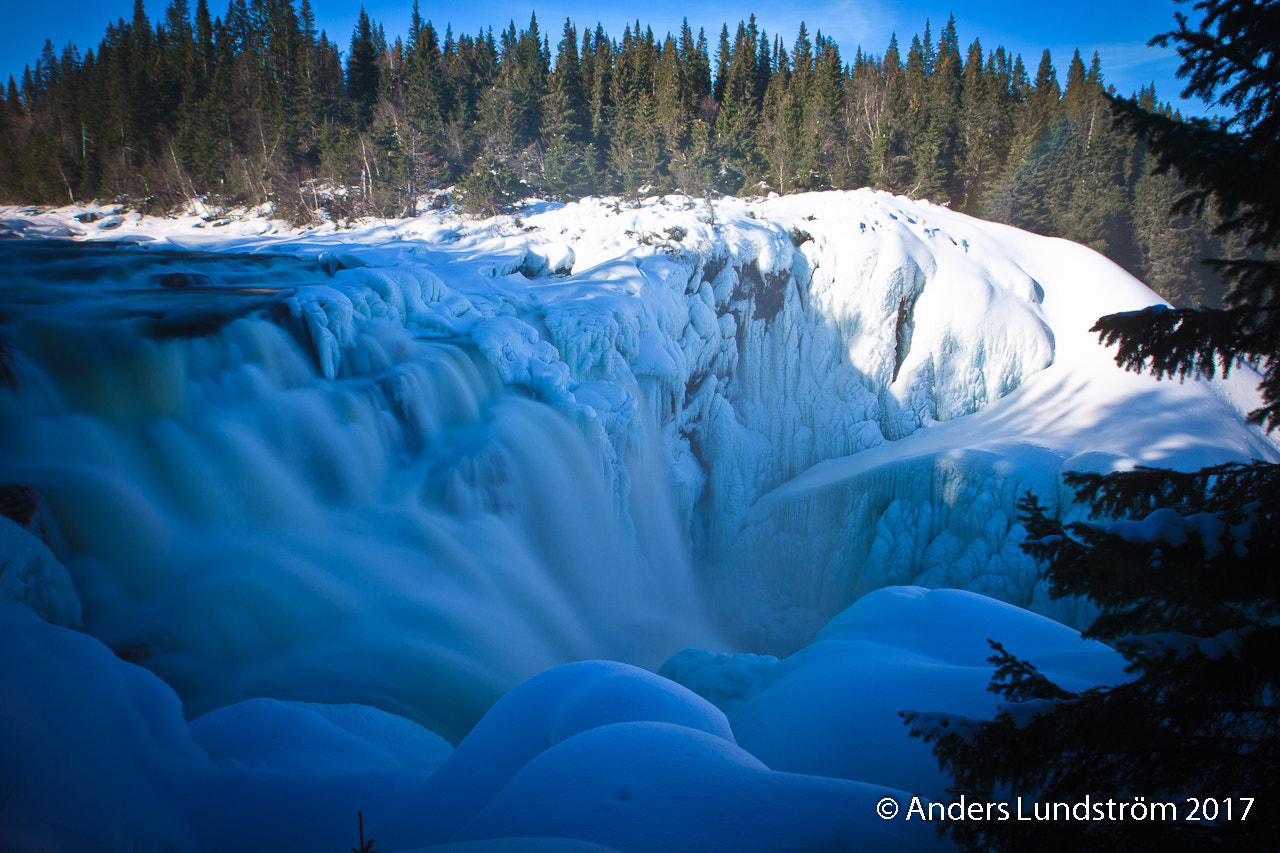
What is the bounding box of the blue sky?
[3,0,1214,117]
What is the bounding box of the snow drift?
[1,189,1275,851]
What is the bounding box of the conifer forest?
[0,1,1241,307]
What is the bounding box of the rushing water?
[0,239,713,741]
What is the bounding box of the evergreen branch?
[1090,304,1280,429]
[1091,304,1258,382]
[1109,95,1280,251]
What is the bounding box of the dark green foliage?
[904,4,1280,849]
[904,477,1279,852]
[0,2,1240,306]
[1107,0,1280,426]
[540,138,596,201]
[1129,102,1224,308]
[1017,473,1277,638]
[543,19,588,144]
[451,152,523,215]
[346,9,380,128]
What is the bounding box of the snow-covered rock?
[1,603,943,852]
[0,514,81,627]
[701,587,1130,800]
[0,189,1275,851]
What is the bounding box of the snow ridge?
[7,188,1272,657]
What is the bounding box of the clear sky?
[2,0,1215,118]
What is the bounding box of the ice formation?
[1,603,942,852]
[1,189,1276,850]
[694,586,1132,800]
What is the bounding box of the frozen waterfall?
[0,241,709,740]
[2,190,1274,736]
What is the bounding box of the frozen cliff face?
[389,193,1062,600]
[1,189,1275,735]
[1,189,1276,852]
[306,190,1264,650]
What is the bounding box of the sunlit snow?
[1,189,1275,851]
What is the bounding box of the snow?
[1116,626,1255,662]
[190,697,455,773]
[1087,506,1234,558]
[2,603,942,852]
[657,647,779,715]
[674,587,1130,801]
[1,189,1276,850]
[0,514,81,627]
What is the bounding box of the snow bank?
[0,514,81,626]
[7,194,1271,662]
[1,602,945,852]
[672,587,1130,801]
[1,189,1275,850]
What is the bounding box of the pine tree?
[905,4,1280,850]
[346,8,379,127]
[918,13,962,203]
[760,39,801,193]
[585,25,613,151]
[543,18,587,144]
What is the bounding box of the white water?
[3,191,1274,743]
[0,244,711,741]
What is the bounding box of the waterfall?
[0,242,713,742]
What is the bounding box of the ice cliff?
[264,189,1275,646]
[2,188,1276,853]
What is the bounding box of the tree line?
[0,1,1238,306]
[904,2,1280,848]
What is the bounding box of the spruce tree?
[346,8,379,128]
[585,25,613,151]
[760,40,801,193]
[653,33,685,152]
[870,33,913,192]
[919,13,962,204]
[804,30,846,189]
[1053,49,1131,255]
[904,3,1280,850]
[958,38,1005,211]
[543,19,587,144]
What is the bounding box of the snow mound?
[398,841,626,853]
[657,647,779,715]
[449,720,940,853]
[721,587,1130,799]
[374,660,736,848]
[0,601,207,852]
[373,658,941,852]
[0,514,81,627]
[0,601,431,853]
[1,607,947,852]
[2,190,1276,852]
[190,697,453,773]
